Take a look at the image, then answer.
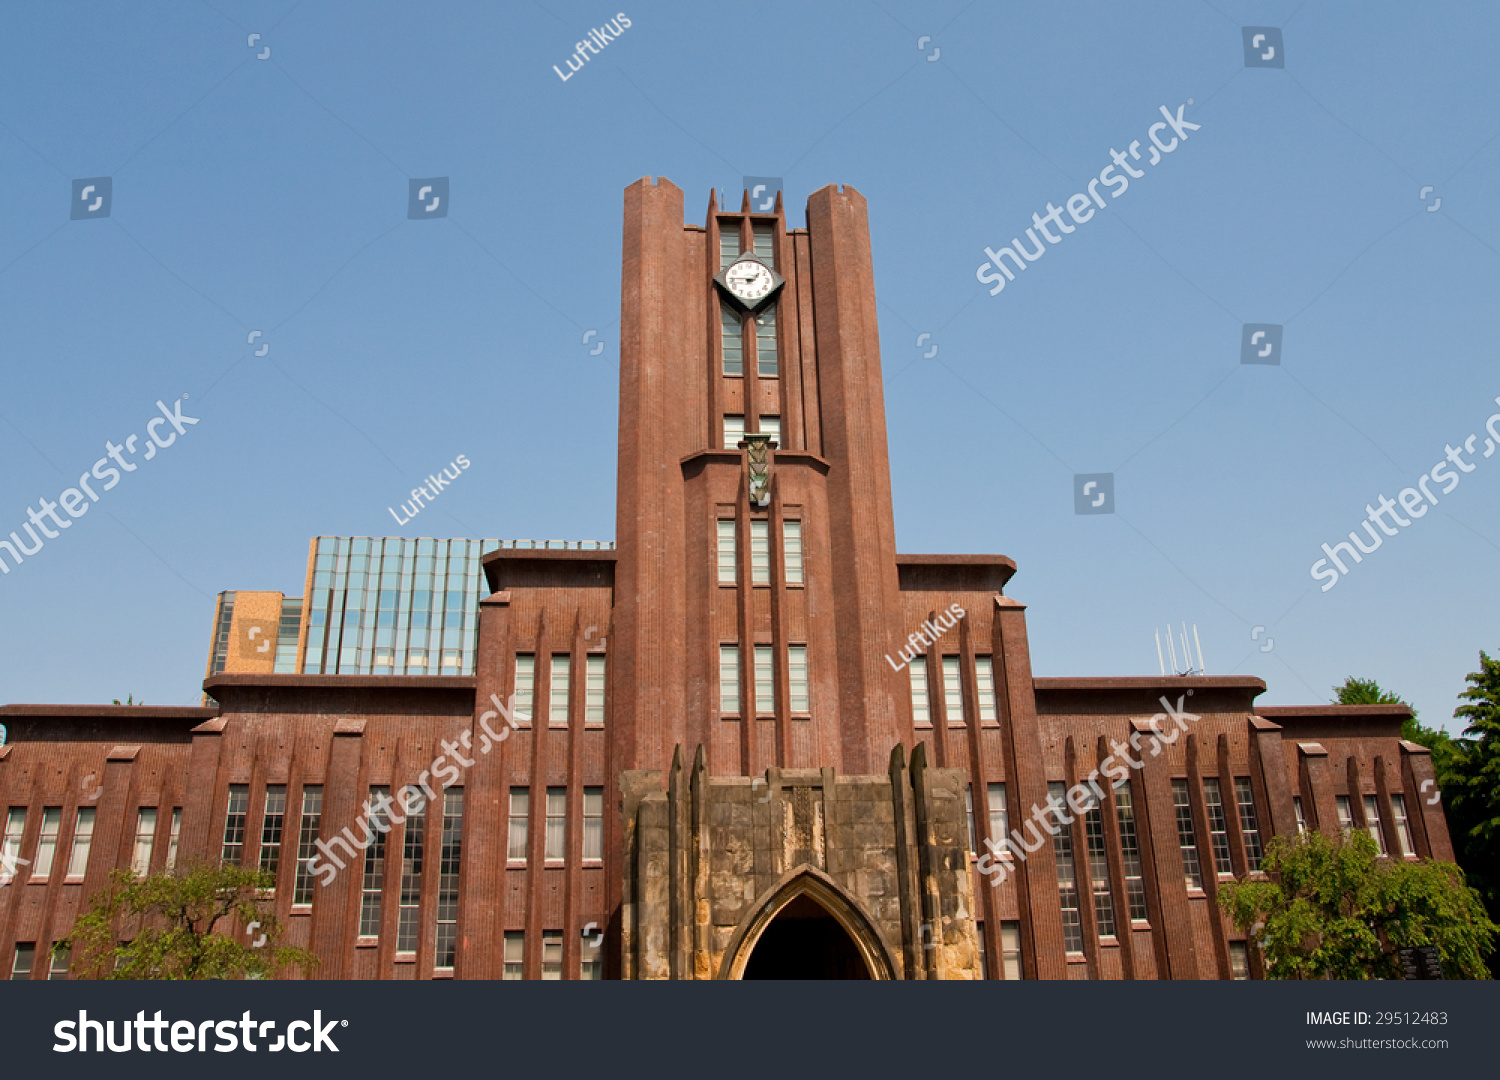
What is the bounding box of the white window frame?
[941,656,965,726]
[975,656,998,723]
[513,653,535,727]
[584,655,606,728]
[753,645,775,716]
[545,787,567,862]
[720,645,741,715]
[909,657,931,728]
[717,519,737,584]
[723,414,744,450]
[782,520,803,584]
[131,808,157,877]
[750,520,770,584]
[788,645,808,713]
[549,653,571,728]
[508,788,529,863]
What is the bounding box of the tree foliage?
[1217,830,1495,980]
[1440,652,1500,954]
[62,861,318,980]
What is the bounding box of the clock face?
[724,258,775,303]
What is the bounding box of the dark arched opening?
[741,895,872,979]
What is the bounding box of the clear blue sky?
[1,1,1496,732]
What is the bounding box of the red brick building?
[0,179,1452,980]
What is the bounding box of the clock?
[714,255,784,310]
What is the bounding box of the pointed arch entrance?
[718,866,896,980]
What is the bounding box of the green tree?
[61,861,318,980]
[1331,675,1456,772]
[1217,830,1495,980]
[1440,651,1500,970]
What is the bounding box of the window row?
[716,518,802,585]
[974,920,1025,980]
[511,653,607,728]
[909,655,999,727]
[507,787,605,863]
[721,302,779,379]
[2,805,182,887]
[1170,777,1264,888]
[502,928,603,980]
[722,414,780,450]
[1315,791,1416,856]
[718,643,809,716]
[10,941,69,981]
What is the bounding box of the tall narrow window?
[1235,778,1264,871]
[549,654,571,728]
[1202,778,1233,875]
[1362,795,1387,855]
[48,944,69,980]
[753,646,775,715]
[513,654,535,727]
[986,784,1008,854]
[581,929,602,979]
[788,645,808,713]
[33,808,61,880]
[508,788,529,862]
[293,786,324,905]
[717,519,737,584]
[752,220,774,264]
[166,808,182,870]
[941,656,965,726]
[720,645,740,715]
[1080,792,1116,938]
[909,658,931,728]
[541,930,563,980]
[965,786,976,854]
[258,785,286,875]
[1,808,26,885]
[975,656,998,723]
[503,931,524,979]
[10,943,34,981]
[1335,795,1354,837]
[65,808,94,880]
[759,415,780,444]
[1113,781,1148,921]
[1049,782,1084,953]
[723,414,744,450]
[131,808,157,877]
[782,520,803,584]
[720,304,744,376]
[755,304,778,378]
[221,786,249,866]
[545,788,567,862]
[359,786,390,938]
[396,787,425,951]
[1229,941,1250,980]
[750,520,770,584]
[1390,794,1415,856]
[434,789,463,970]
[1293,796,1308,835]
[584,655,606,728]
[719,224,740,268]
[1171,780,1203,889]
[1001,922,1023,980]
[583,787,604,861]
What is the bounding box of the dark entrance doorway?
[741,895,872,979]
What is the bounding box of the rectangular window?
[584,655,606,728]
[965,786,976,854]
[545,788,567,862]
[750,520,770,584]
[1391,794,1415,856]
[975,657,998,723]
[1202,778,1234,875]
[1229,940,1250,980]
[723,414,744,450]
[293,786,324,905]
[788,645,808,713]
[396,787,425,952]
[759,416,780,444]
[549,654,571,728]
[1363,795,1387,855]
[166,808,182,870]
[717,519,737,584]
[258,785,286,876]
[581,929,602,980]
[1113,781,1148,921]
[752,220,774,264]
[541,930,563,980]
[434,789,463,970]
[33,808,61,880]
[1049,783,1084,953]
[986,784,1008,855]
[754,646,775,715]
[1172,779,1203,890]
[513,654,535,726]
[1293,796,1308,835]
[720,645,741,715]
[719,224,740,268]
[1,808,26,885]
[11,942,34,981]
[1235,778,1264,871]
[1081,791,1116,938]
[941,656,965,726]
[583,787,604,862]
[909,657,931,728]
[1335,795,1354,837]
[221,786,249,866]
[65,808,94,879]
[755,304,778,378]
[720,304,743,376]
[503,931,524,980]
[508,788,529,862]
[131,808,157,877]
[977,920,988,979]
[48,944,69,980]
[782,520,803,584]
[1001,922,1023,980]
[359,786,390,938]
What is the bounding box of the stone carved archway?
[717,865,897,980]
